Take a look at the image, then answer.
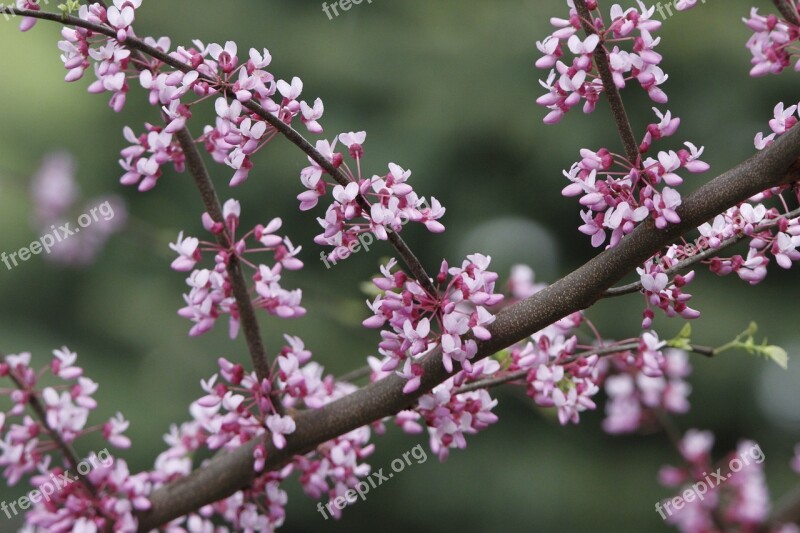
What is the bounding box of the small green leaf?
[58,0,82,15]
[715,322,789,370]
[667,322,693,350]
[492,349,513,369]
[761,345,789,370]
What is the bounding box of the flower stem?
[574,0,640,166]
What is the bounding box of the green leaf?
[711,322,789,369]
[761,345,789,370]
[58,0,82,15]
[667,322,693,350]
[492,349,513,369]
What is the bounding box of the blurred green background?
[1,0,799,531]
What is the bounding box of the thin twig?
[0,6,437,296]
[6,6,800,530]
[773,0,800,25]
[574,0,640,166]
[454,343,638,394]
[454,341,718,395]
[336,365,372,383]
[603,206,800,297]
[2,359,114,530]
[8,375,100,497]
[175,128,273,384]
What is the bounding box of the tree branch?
[174,128,272,384]
[773,0,800,25]
[455,341,716,395]
[602,205,800,297]
[137,109,800,531]
[0,6,437,296]
[574,0,640,165]
[7,5,800,530]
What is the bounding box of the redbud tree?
[0,0,799,531]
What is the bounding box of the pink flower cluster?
[563,109,709,248]
[204,68,321,187]
[535,1,667,124]
[150,336,375,528]
[517,314,601,425]
[0,349,131,481]
[755,101,800,150]
[0,349,150,531]
[298,133,446,262]
[744,5,800,77]
[57,2,325,191]
[411,380,498,462]
[25,457,152,532]
[701,203,800,285]
[29,152,127,266]
[637,257,700,326]
[363,255,502,393]
[119,123,187,191]
[602,338,691,433]
[191,357,291,453]
[58,2,143,112]
[657,431,777,532]
[170,199,305,337]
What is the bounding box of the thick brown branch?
[8,5,800,530]
[137,107,800,531]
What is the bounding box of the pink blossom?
[266,415,296,449]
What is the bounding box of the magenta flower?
[168,232,201,272]
[266,415,296,450]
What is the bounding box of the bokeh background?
[1,0,799,531]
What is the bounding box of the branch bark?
[0,6,437,296]
[603,205,800,297]
[773,0,800,25]
[5,5,800,530]
[574,0,640,166]
[137,121,800,530]
[174,128,272,384]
